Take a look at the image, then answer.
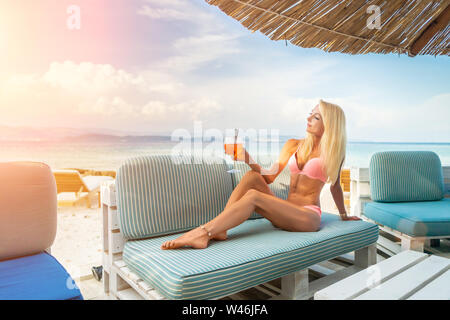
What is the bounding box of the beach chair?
[0,161,83,300]
[53,169,113,208]
[361,151,450,254]
[101,155,379,300]
[340,169,350,207]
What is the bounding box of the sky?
[0,0,449,142]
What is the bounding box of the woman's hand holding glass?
[224,142,249,163]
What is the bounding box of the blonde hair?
[297,99,347,185]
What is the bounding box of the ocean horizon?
[1,137,449,171]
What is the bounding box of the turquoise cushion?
[369,151,444,202]
[116,155,233,240]
[229,160,291,219]
[364,198,450,237]
[123,213,378,300]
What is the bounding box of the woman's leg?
[213,170,275,240]
[161,189,321,250]
[161,171,274,249]
[225,171,275,208]
[161,192,256,249]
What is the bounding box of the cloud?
[142,97,222,120]
[138,6,194,21]
[1,59,448,142]
[78,96,135,115]
[137,0,215,25]
[161,33,242,72]
[42,61,147,96]
[281,98,320,124]
[0,60,224,131]
[137,0,242,73]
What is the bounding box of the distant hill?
[61,133,174,143]
[0,125,293,143]
[0,125,172,142]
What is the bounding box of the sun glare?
[0,16,5,51]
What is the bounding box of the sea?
[1,136,449,171]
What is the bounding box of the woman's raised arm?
[330,158,361,221]
[246,139,299,184]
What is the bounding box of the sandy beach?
[51,205,105,299]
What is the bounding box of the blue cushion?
[123,213,378,300]
[369,151,444,202]
[0,252,83,300]
[229,160,291,219]
[364,198,450,237]
[116,155,234,240]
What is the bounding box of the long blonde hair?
[297,99,347,185]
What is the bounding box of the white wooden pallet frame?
[314,250,450,300]
[350,166,450,257]
[101,181,378,300]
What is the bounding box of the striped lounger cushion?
[369,151,445,202]
[116,155,234,240]
[122,213,379,300]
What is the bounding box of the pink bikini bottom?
[303,205,322,217]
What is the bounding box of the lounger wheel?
[92,265,103,281]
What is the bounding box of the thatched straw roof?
[205,0,450,57]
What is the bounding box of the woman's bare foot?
[161,227,210,250]
[212,231,227,241]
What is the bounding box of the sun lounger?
[53,169,113,208]
[0,161,82,300]
[340,168,351,206]
[101,155,379,300]
[355,151,450,255]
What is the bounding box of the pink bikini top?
[288,147,327,183]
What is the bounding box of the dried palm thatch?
[205,0,450,57]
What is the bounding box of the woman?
[161,99,360,250]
